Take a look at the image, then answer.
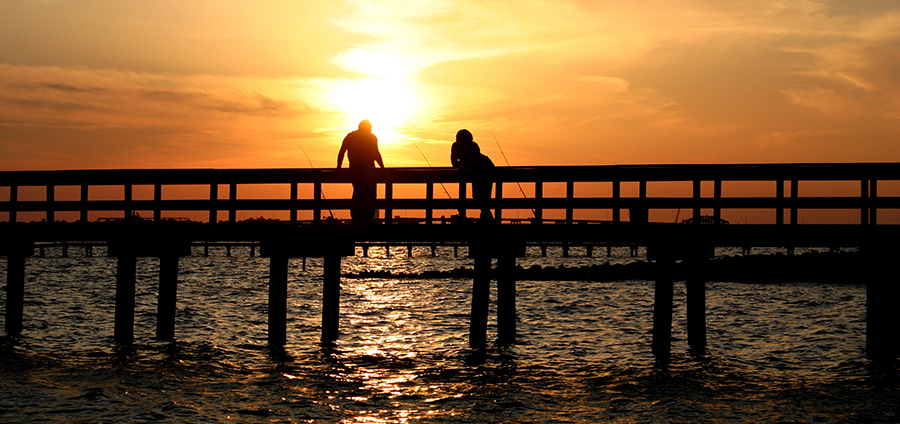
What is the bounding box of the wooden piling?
[268,255,288,346]
[322,255,341,342]
[496,255,516,344]
[5,255,26,336]
[686,279,706,354]
[469,255,491,349]
[157,255,178,340]
[115,255,137,345]
[652,263,674,362]
[866,245,900,360]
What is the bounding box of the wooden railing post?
[692,179,701,223]
[208,182,218,224]
[9,184,17,223]
[46,184,54,223]
[534,181,543,224]
[290,183,298,224]
[861,179,869,226]
[870,179,878,225]
[229,183,238,223]
[612,179,620,223]
[81,184,90,222]
[713,180,722,224]
[153,184,161,222]
[566,180,574,224]
[790,179,799,225]
[313,181,322,224]
[124,184,133,221]
[425,182,434,224]
[494,179,503,223]
[776,180,785,225]
[384,181,393,225]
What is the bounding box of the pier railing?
[2,163,899,227]
[3,163,900,360]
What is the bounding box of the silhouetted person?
[451,129,494,221]
[338,120,384,225]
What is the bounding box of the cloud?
[0,64,342,169]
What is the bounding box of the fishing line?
[404,133,453,200]
[298,146,335,221]
[493,135,536,219]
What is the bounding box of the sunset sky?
[2,0,899,171]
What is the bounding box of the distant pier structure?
[2,164,900,362]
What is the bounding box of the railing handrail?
[2,162,900,185]
[1,163,899,226]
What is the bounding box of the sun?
[328,49,421,134]
[329,78,417,130]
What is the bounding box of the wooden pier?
[2,163,900,362]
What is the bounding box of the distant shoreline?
[343,250,868,283]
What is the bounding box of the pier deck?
[2,163,899,361]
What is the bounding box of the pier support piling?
[268,255,288,346]
[5,254,27,336]
[686,279,706,354]
[652,259,675,362]
[469,255,491,349]
[157,255,179,340]
[496,255,517,344]
[865,245,900,361]
[115,255,137,345]
[322,255,341,342]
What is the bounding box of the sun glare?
[328,49,421,138]
[329,78,418,131]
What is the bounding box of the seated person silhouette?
[450,129,495,222]
[337,120,384,225]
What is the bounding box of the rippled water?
[1,246,898,423]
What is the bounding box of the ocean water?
[1,245,898,423]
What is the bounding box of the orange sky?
[1,1,899,171]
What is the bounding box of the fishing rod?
[493,135,537,219]
[403,133,453,199]
[298,146,336,221]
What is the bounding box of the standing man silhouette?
[338,120,384,225]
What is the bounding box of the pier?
[2,163,900,362]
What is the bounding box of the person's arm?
[337,136,348,168]
[450,142,461,168]
[374,138,385,168]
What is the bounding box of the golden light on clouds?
[1,1,899,170]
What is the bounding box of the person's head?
[456,129,473,143]
[358,120,372,132]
